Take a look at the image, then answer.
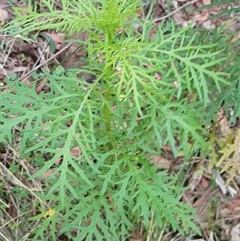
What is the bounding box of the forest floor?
[0,0,240,241]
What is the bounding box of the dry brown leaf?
[70,147,81,157]
[209,6,222,14]
[0,8,9,22]
[0,66,28,75]
[198,12,209,25]
[31,168,56,179]
[231,223,240,241]
[154,72,162,80]
[202,20,215,30]
[195,1,203,8]
[36,79,46,93]
[220,207,232,217]
[194,194,211,222]
[198,176,209,189]
[0,73,5,81]
[202,0,211,5]
[12,41,39,62]
[173,12,185,26]
[230,32,240,44]
[41,31,63,44]
[150,155,170,169]
[8,199,17,219]
[218,108,232,138]
[225,197,240,211]
[189,167,204,191]
[173,0,179,9]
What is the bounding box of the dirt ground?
[0,0,240,240]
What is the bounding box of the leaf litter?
[0,0,240,240]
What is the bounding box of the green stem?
[104,84,111,133]
[103,33,115,152]
[104,78,113,151]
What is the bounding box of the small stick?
[153,0,198,23]
[20,42,73,80]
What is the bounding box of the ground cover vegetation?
[0,0,239,240]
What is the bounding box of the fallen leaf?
[230,32,240,44]
[0,66,28,75]
[220,207,232,217]
[12,41,39,62]
[173,0,179,9]
[231,223,240,241]
[189,166,204,191]
[0,8,9,22]
[195,1,203,8]
[150,155,170,169]
[198,12,209,25]
[70,147,81,157]
[218,108,232,137]
[154,72,162,80]
[209,6,222,14]
[198,177,209,189]
[202,20,215,30]
[41,32,63,44]
[31,168,55,180]
[225,197,240,211]
[36,79,47,93]
[40,31,64,51]
[173,12,185,26]
[202,0,211,5]
[8,203,17,218]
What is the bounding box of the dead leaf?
[0,8,9,22]
[218,108,232,137]
[150,155,170,169]
[209,6,222,14]
[230,32,240,44]
[220,207,232,217]
[225,197,240,211]
[189,166,204,191]
[41,32,63,44]
[173,12,185,26]
[195,1,203,8]
[198,177,209,189]
[36,78,47,93]
[0,66,28,75]
[41,31,63,50]
[198,12,209,25]
[202,20,215,30]
[231,223,240,241]
[12,41,38,62]
[32,168,55,179]
[70,147,81,157]
[154,72,162,80]
[193,190,213,223]
[202,0,211,5]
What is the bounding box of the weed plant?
[0,0,236,240]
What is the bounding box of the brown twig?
[20,42,73,80]
[153,0,198,23]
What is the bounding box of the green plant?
[0,0,233,240]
